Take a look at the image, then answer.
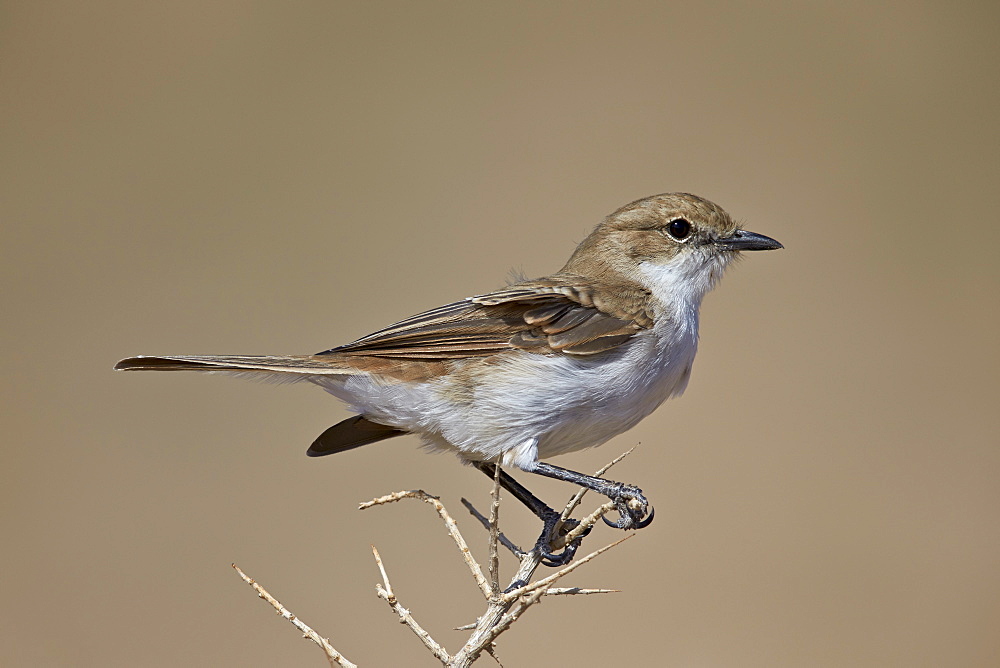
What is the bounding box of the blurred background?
[2,2,998,666]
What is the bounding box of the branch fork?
[234,448,641,666]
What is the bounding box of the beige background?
[3,2,999,666]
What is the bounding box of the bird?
[116,192,782,564]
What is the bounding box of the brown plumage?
[114,276,653,378]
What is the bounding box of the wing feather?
[322,276,652,361]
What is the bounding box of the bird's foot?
[535,511,592,567]
[601,483,655,530]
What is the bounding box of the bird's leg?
[475,462,590,567]
[530,461,654,530]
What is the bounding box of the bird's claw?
[600,483,654,530]
[634,506,655,528]
[536,513,591,567]
[539,542,579,567]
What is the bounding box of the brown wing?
[322,275,652,359]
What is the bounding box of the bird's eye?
[667,218,692,241]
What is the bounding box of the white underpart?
[311,247,734,472]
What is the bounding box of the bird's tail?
[114,354,356,377]
[116,355,407,455]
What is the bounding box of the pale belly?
[316,326,697,471]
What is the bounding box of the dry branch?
[236,449,641,666]
[460,498,524,557]
[232,563,357,668]
[372,546,452,664]
[360,489,493,600]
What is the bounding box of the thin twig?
[360,490,492,599]
[595,444,639,477]
[460,498,524,556]
[372,546,452,665]
[488,466,501,596]
[541,587,619,595]
[232,563,357,668]
[554,501,617,549]
[485,644,504,666]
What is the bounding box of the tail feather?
[307,415,407,457]
[114,355,356,375]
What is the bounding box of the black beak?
[715,229,783,251]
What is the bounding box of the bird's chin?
[703,249,737,288]
[638,249,733,306]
